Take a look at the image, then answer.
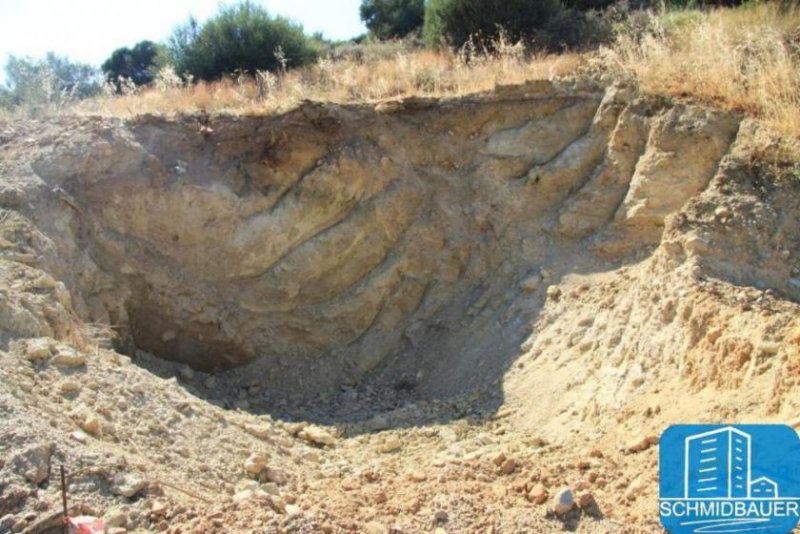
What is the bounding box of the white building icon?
[751,477,779,498]
[684,427,754,499]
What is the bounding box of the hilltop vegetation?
[0,1,798,137]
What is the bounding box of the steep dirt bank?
[0,81,798,533]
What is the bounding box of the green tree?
[3,53,101,115]
[424,0,562,50]
[168,1,318,81]
[360,0,425,39]
[102,40,164,90]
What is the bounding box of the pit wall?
[5,81,793,402]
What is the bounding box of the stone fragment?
[378,437,402,453]
[51,347,87,367]
[111,473,147,498]
[265,467,289,486]
[546,286,561,301]
[59,380,81,394]
[11,443,53,484]
[527,483,548,505]
[579,493,602,518]
[284,504,301,516]
[298,426,336,446]
[244,453,268,475]
[553,487,575,516]
[80,416,101,436]
[178,366,194,381]
[500,458,517,475]
[25,338,53,361]
[244,424,274,440]
[104,510,127,528]
[520,275,542,293]
[625,435,659,454]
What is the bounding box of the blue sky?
[0,0,367,85]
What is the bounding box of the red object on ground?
[67,516,106,534]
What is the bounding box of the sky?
[0,0,367,85]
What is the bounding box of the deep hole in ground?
[1,81,800,533]
[0,82,761,423]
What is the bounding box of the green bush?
[2,53,101,116]
[168,1,318,81]
[423,0,563,50]
[102,40,165,91]
[360,0,425,39]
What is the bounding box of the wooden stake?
[60,465,68,534]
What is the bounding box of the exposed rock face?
[0,81,765,401]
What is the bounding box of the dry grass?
[69,46,582,118]
[3,4,798,139]
[596,2,800,137]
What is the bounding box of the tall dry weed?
[596,2,800,137]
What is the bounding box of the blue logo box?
[660,425,800,533]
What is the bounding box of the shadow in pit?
[125,247,638,438]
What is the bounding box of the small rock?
[299,426,336,446]
[625,435,659,454]
[80,416,102,436]
[25,338,53,361]
[378,437,402,454]
[104,510,128,528]
[265,467,289,485]
[625,475,646,501]
[111,473,147,498]
[492,452,506,467]
[262,482,280,496]
[579,493,602,518]
[243,453,268,475]
[51,347,87,367]
[588,448,603,458]
[11,443,53,484]
[244,424,274,440]
[178,366,194,381]
[302,451,320,463]
[500,458,517,475]
[520,275,542,293]
[553,488,575,516]
[150,501,167,516]
[366,415,389,432]
[284,504,301,516]
[527,483,548,505]
[408,471,427,482]
[233,490,254,503]
[59,380,81,394]
[434,510,448,523]
[70,431,89,444]
[546,286,561,301]
[283,422,307,435]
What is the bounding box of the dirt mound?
[0,81,798,533]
